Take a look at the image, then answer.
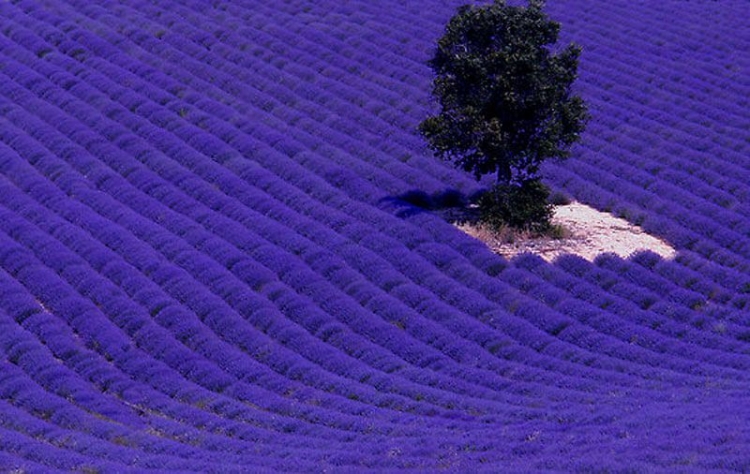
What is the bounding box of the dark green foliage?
[478,179,554,231]
[419,0,587,230]
[419,0,588,185]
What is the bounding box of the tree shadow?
[380,188,486,225]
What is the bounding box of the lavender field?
[0,0,749,471]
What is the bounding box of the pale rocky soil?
[456,201,677,263]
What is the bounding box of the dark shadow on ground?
[380,188,486,224]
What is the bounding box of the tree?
[419,0,588,230]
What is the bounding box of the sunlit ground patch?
[456,201,677,263]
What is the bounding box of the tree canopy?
[419,0,588,186]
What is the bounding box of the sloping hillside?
[0,0,748,471]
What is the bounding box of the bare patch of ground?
[454,201,676,262]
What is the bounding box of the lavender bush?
[0,0,749,471]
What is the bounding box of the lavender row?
[0,169,462,435]
[2,52,744,460]
[20,0,748,330]
[0,126,628,426]
[2,0,750,469]
[0,208,516,466]
[0,166,470,444]
[390,201,750,388]
[0,90,548,420]
[30,0,750,266]
[0,0,444,204]
[516,253,750,367]
[0,95,640,444]
[0,263,443,457]
[0,0,482,241]
[544,161,750,271]
[0,342,286,471]
[14,0,472,197]
[0,24,660,408]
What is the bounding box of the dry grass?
[462,221,571,245]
